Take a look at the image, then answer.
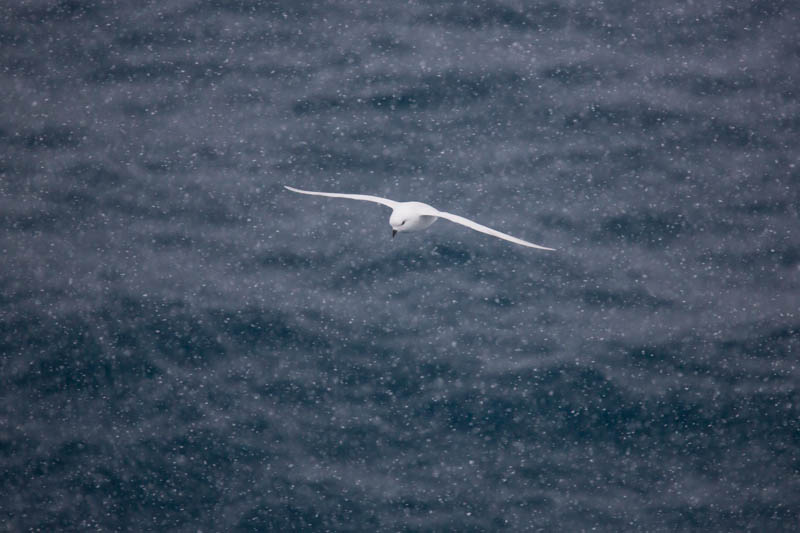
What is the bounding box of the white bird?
[284,185,554,250]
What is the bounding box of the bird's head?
[389,210,410,238]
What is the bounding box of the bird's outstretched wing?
[285,186,399,209]
[435,211,555,250]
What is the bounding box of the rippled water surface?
[2,1,799,530]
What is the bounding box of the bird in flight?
[285,186,554,250]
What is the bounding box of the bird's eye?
[401,221,405,225]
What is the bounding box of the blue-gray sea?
[2,1,799,531]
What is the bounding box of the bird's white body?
[284,186,554,250]
[389,202,439,232]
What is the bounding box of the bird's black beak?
[392,229,397,238]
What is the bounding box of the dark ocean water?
[2,0,799,531]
